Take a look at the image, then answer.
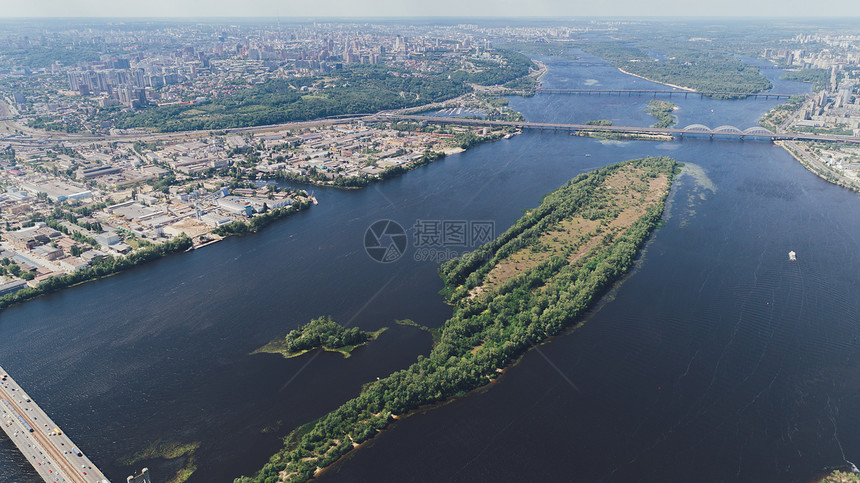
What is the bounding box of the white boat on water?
[789,251,796,261]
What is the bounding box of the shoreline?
[777,140,860,193]
[0,201,312,312]
[0,123,510,312]
[253,327,388,359]
[616,67,697,92]
[266,131,508,189]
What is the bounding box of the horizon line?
[1,15,860,20]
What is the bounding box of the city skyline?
[3,0,860,19]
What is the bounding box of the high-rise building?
[67,72,81,90]
[132,68,146,89]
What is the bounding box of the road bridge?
[535,89,795,100]
[0,364,110,483]
[544,61,782,70]
[377,114,860,144]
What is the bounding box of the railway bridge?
[376,114,860,144]
[535,88,795,100]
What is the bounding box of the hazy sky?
[2,0,860,18]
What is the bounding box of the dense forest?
[235,156,679,483]
[579,41,772,98]
[112,50,534,132]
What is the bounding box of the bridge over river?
[535,88,796,100]
[546,61,784,70]
[1,364,109,482]
[379,114,860,144]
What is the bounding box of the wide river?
[3,50,859,482]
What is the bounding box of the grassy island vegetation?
[821,470,860,483]
[586,119,613,126]
[255,316,386,359]
[645,100,677,128]
[395,319,442,345]
[235,156,678,483]
[121,440,200,483]
[578,41,771,98]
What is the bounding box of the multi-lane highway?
[0,365,109,483]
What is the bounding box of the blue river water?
[5,51,860,483]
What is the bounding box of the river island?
[255,316,387,359]
[235,156,679,483]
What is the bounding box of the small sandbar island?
[255,316,386,359]
[236,156,678,483]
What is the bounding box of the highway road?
[0,365,109,483]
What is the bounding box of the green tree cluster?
[644,100,677,128]
[284,316,369,352]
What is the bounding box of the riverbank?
[778,140,860,193]
[0,234,193,310]
[234,156,679,483]
[0,197,313,312]
[265,130,510,189]
[617,67,696,92]
[0,119,509,313]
